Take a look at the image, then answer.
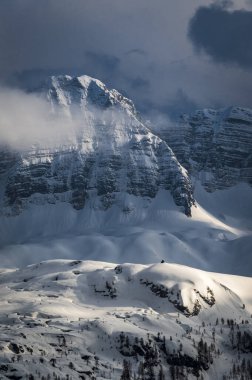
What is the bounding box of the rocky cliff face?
[154,107,252,192]
[0,75,194,216]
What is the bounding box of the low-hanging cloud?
[188,3,252,69]
[0,88,79,150]
[0,85,148,152]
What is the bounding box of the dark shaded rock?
[154,107,252,192]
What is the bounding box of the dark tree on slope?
[144,360,156,380]
[158,365,165,380]
[137,361,145,379]
[121,359,132,380]
[170,365,175,380]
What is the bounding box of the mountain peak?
[49,74,107,92]
[1,74,194,219]
[43,74,137,115]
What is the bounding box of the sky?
[0,0,252,118]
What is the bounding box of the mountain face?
[1,75,194,217]
[0,75,252,274]
[153,107,252,192]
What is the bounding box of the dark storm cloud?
[85,52,120,73]
[125,49,147,57]
[0,0,92,81]
[0,0,151,82]
[0,0,251,117]
[139,89,197,120]
[129,77,150,90]
[188,3,252,68]
[84,51,123,87]
[164,89,198,119]
[9,51,121,91]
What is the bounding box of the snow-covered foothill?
[0,260,251,379]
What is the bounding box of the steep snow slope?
[0,183,251,275]
[0,182,251,275]
[0,260,251,379]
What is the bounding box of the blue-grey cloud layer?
[189,3,252,68]
[0,0,251,117]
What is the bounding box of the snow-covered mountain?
[0,75,252,275]
[0,259,251,379]
[0,75,252,380]
[1,75,193,217]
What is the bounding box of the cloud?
[139,89,197,122]
[0,84,148,151]
[163,89,198,119]
[85,52,120,76]
[0,0,251,119]
[129,77,150,90]
[125,49,147,57]
[83,51,121,88]
[0,87,77,149]
[188,3,252,69]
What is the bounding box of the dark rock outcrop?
[154,107,252,191]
